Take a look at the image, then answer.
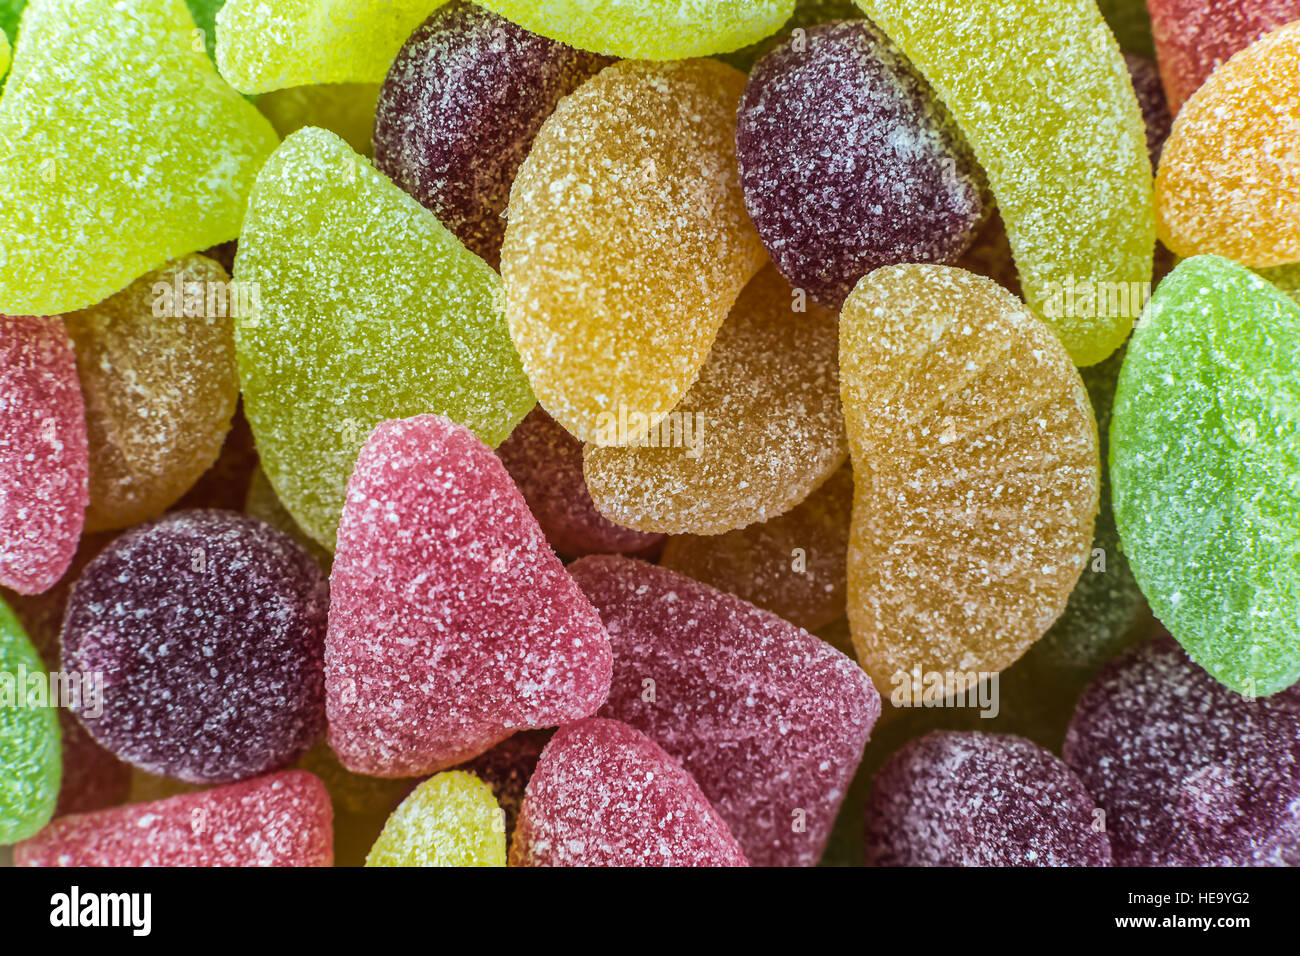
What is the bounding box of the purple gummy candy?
[570,555,879,866]
[736,20,986,309]
[62,509,329,784]
[1064,636,1300,866]
[1125,53,1173,168]
[373,1,612,266]
[865,731,1112,867]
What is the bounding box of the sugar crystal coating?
[502,59,766,445]
[235,127,534,550]
[325,414,612,777]
[864,731,1111,866]
[456,730,548,839]
[374,2,612,267]
[257,83,383,158]
[511,718,748,867]
[0,314,88,595]
[840,265,1099,697]
[0,0,279,316]
[572,556,878,866]
[718,0,865,72]
[62,510,329,783]
[1110,256,1300,697]
[0,597,61,843]
[366,771,506,867]
[14,770,333,866]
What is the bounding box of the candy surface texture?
[366,771,505,867]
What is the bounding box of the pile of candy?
[1,0,1297,867]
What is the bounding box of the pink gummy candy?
[570,555,879,866]
[14,771,333,867]
[0,315,88,594]
[326,414,612,777]
[511,718,748,867]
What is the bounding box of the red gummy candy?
[14,771,333,867]
[0,315,88,594]
[570,556,878,866]
[511,718,748,867]
[326,414,612,777]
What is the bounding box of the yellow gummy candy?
[366,771,506,867]
[0,31,10,84]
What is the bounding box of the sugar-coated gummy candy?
[235,127,534,550]
[477,0,792,60]
[374,2,611,267]
[1148,0,1300,113]
[512,718,748,867]
[840,265,1099,697]
[0,0,278,316]
[1067,636,1300,866]
[718,0,865,72]
[245,467,332,570]
[366,771,505,867]
[502,59,766,446]
[737,21,986,309]
[15,770,333,866]
[62,510,329,783]
[1111,256,1300,697]
[1154,22,1300,267]
[257,83,383,158]
[1125,54,1173,168]
[660,463,852,632]
[215,0,448,94]
[456,730,548,839]
[326,415,611,777]
[0,315,88,595]
[856,0,1154,366]
[0,598,61,843]
[497,407,664,560]
[572,557,878,866]
[585,266,845,534]
[63,255,239,533]
[864,731,1111,866]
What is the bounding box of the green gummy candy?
[0,30,9,83]
[366,772,505,867]
[0,1,23,38]
[0,597,61,844]
[1112,255,1300,697]
[235,127,533,550]
[0,0,278,316]
[216,0,448,95]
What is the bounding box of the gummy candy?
[215,0,449,94]
[1148,0,1300,113]
[257,83,383,157]
[245,467,332,570]
[1066,636,1300,866]
[325,415,611,777]
[62,510,329,783]
[502,59,766,446]
[63,254,239,533]
[718,0,864,72]
[0,597,60,843]
[0,315,87,595]
[864,731,1111,866]
[235,127,534,549]
[1110,256,1300,696]
[477,0,793,60]
[736,20,986,309]
[0,0,279,316]
[660,463,852,632]
[497,407,664,560]
[366,771,505,867]
[15,770,333,866]
[855,0,1155,366]
[1154,22,1300,267]
[1125,54,1173,167]
[840,265,1099,696]
[584,266,846,534]
[571,557,878,866]
[456,730,548,839]
[511,718,748,867]
[374,2,611,267]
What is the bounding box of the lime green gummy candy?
[235,127,534,550]
[366,772,505,867]
[478,0,794,59]
[0,0,278,317]
[216,0,448,95]
[0,30,9,84]
[0,597,61,844]
[1112,256,1300,697]
[855,0,1154,367]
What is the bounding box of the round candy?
[62,509,329,783]
[0,597,61,843]
[737,20,986,309]
[366,771,506,867]
[864,731,1111,866]
[1065,636,1300,866]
